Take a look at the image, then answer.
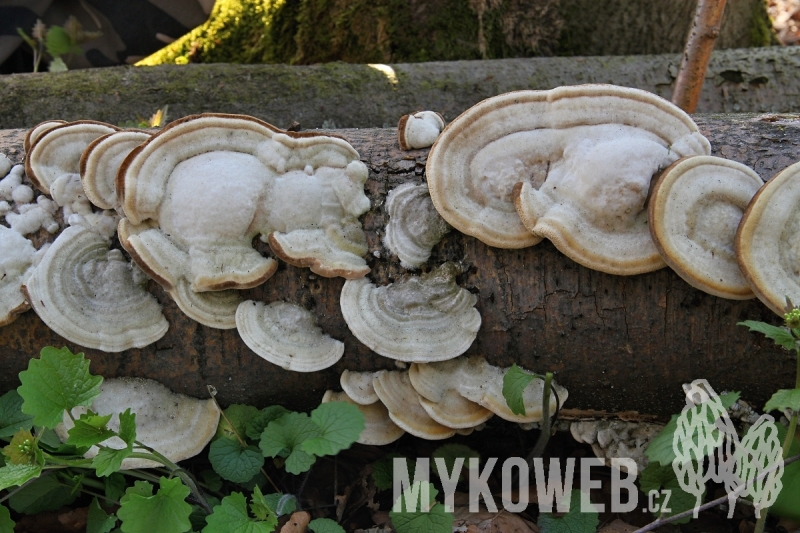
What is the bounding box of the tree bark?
[1,46,800,132]
[0,113,799,416]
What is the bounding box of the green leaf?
[0,505,14,533]
[18,346,103,428]
[3,429,38,465]
[104,473,127,502]
[308,518,345,533]
[431,444,479,482]
[645,391,740,466]
[538,490,599,533]
[67,413,116,447]
[302,402,364,457]
[117,409,136,447]
[738,321,797,350]
[208,438,264,484]
[764,389,800,413]
[93,447,132,477]
[200,470,223,492]
[36,427,65,450]
[639,463,702,524]
[249,486,279,525]
[202,492,276,533]
[262,493,296,517]
[0,462,42,491]
[372,454,410,491]
[502,364,539,416]
[246,406,290,441]
[87,497,117,533]
[47,56,68,72]
[117,477,192,533]
[216,405,259,441]
[45,26,80,57]
[389,482,454,533]
[9,474,77,515]
[259,412,320,475]
[0,391,34,439]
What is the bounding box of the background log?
[2,47,800,131]
[1,113,799,416]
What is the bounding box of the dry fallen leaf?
[453,508,538,533]
[280,511,311,533]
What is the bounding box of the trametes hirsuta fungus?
[340,369,385,405]
[649,156,762,299]
[235,300,344,372]
[372,370,456,440]
[25,120,119,195]
[383,183,451,269]
[322,390,405,445]
[0,225,36,326]
[340,262,481,362]
[408,360,493,429]
[426,85,710,274]
[56,377,220,469]
[81,130,152,210]
[570,419,664,472]
[23,223,168,352]
[397,111,445,150]
[23,120,67,153]
[736,160,800,315]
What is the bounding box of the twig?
[672,0,728,113]
[527,373,554,461]
[633,452,800,533]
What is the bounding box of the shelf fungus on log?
[23,120,66,153]
[340,262,481,362]
[56,377,220,469]
[372,370,456,440]
[236,300,344,372]
[322,390,404,445]
[737,160,800,315]
[408,360,493,429]
[383,183,451,269]
[649,156,762,299]
[23,224,168,352]
[81,130,152,210]
[0,226,36,327]
[397,111,445,150]
[25,120,119,195]
[118,113,371,304]
[340,369,385,405]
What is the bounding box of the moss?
[749,0,779,47]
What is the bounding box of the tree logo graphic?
[672,379,784,518]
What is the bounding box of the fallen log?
[0,113,798,416]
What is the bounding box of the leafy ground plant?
[0,346,363,533]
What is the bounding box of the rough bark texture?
[1,113,799,417]
[2,47,800,131]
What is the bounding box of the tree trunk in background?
[0,113,798,417]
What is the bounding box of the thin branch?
[633,453,800,533]
[672,0,728,113]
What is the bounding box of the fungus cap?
[427,84,709,253]
[340,370,385,405]
[81,130,152,209]
[23,120,67,153]
[398,111,445,150]
[56,377,220,469]
[25,120,119,194]
[340,262,481,362]
[383,183,451,269]
[736,160,800,315]
[0,226,36,327]
[649,156,762,299]
[322,390,404,445]
[236,300,344,372]
[23,225,168,352]
[372,371,455,440]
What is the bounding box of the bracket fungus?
[340,262,481,362]
[56,377,220,469]
[372,370,456,440]
[118,114,371,299]
[23,119,67,153]
[81,130,152,210]
[408,361,493,429]
[649,156,762,299]
[0,226,36,326]
[383,183,451,269]
[235,300,344,372]
[427,85,710,265]
[322,390,404,445]
[340,369,385,405]
[397,111,445,150]
[25,120,119,195]
[24,225,168,352]
[736,160,800,315]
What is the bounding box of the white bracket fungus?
[340,369,385,405]
[383,183,451,269]
[81,130,152,210]
[397,111,445,150]
[426,85,710,266]
[570,419,663,472]
[372,370,456,440]
[340,262,481,362]
[649,156,762,299]
[25,120,119,195]
[0,226,36,326]
[118,114,371,299]
[322,390,404,445]
[408,361,493,429]
[23,119,67,153]
[235,300,344,372]
[56,377,220,469]
[736,160,800,315]
[24,225,168,352]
